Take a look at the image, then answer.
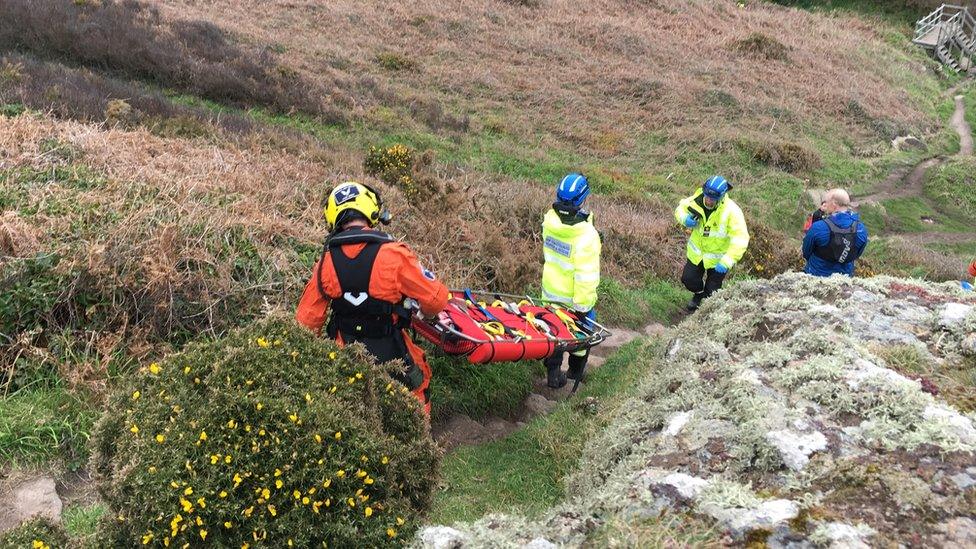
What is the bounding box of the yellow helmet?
[323,182,391,229]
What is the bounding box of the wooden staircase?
[914,4,976,72]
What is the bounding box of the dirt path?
[858,89,974,246]
[857,158,942,205]
[951,95,974,156]
[431,323,665,452]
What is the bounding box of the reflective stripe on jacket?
[673,190,749,269]
[541,209,601,311]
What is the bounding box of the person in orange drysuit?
[296,181,449,413]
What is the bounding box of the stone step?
[0,476,63,534]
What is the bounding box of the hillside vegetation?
[1,0,975,545]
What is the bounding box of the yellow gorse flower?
[148,362,161,374]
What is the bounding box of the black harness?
[813,218,859,264]
[316,228,423,389]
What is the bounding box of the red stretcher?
[411,290,611,364]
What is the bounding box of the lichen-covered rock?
[416,274,976,547]
[418,525,468,548]
[766,428,828,471]
[809,521,876,549]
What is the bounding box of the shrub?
[364,144,414,187]
[89,316,439,547]
[737,221,804,279]
[0,517,70,549]
[374,52,418,72]
[363,144,449,206]
[729,32,791,62]
[0,254,63,360]
[749,140,822,173]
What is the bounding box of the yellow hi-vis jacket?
[674,189,750,270]
[541,209,601,312]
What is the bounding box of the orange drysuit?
[296,228,448,413]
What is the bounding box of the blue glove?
[714,262,729,274]
[585,309,597,322]
[962,280,974,291]
[683,214,698,228]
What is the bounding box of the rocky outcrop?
[416,274,976,547]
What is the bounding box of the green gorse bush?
[90,316,439,547]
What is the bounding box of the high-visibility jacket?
[674,190,749,269]
[295,228,449,413]
[541,209,601,312]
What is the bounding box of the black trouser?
[681,259,727,301]
[544,349,589,378]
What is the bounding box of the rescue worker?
[674,175,749,311]
[541,173,601,389]
[802,200,827,234]
[962,259,976,290]
[802,188,868,278]
[296,181,450,414]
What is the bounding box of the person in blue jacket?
[802,188,869,277]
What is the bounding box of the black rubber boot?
[547,367,567,389]
[567,353,588,381]
[686,293,704,312]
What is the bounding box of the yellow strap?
[482,322,505,337]
[553,308,580,334]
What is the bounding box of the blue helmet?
[702,175,730,201]
[556,173,590,208]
